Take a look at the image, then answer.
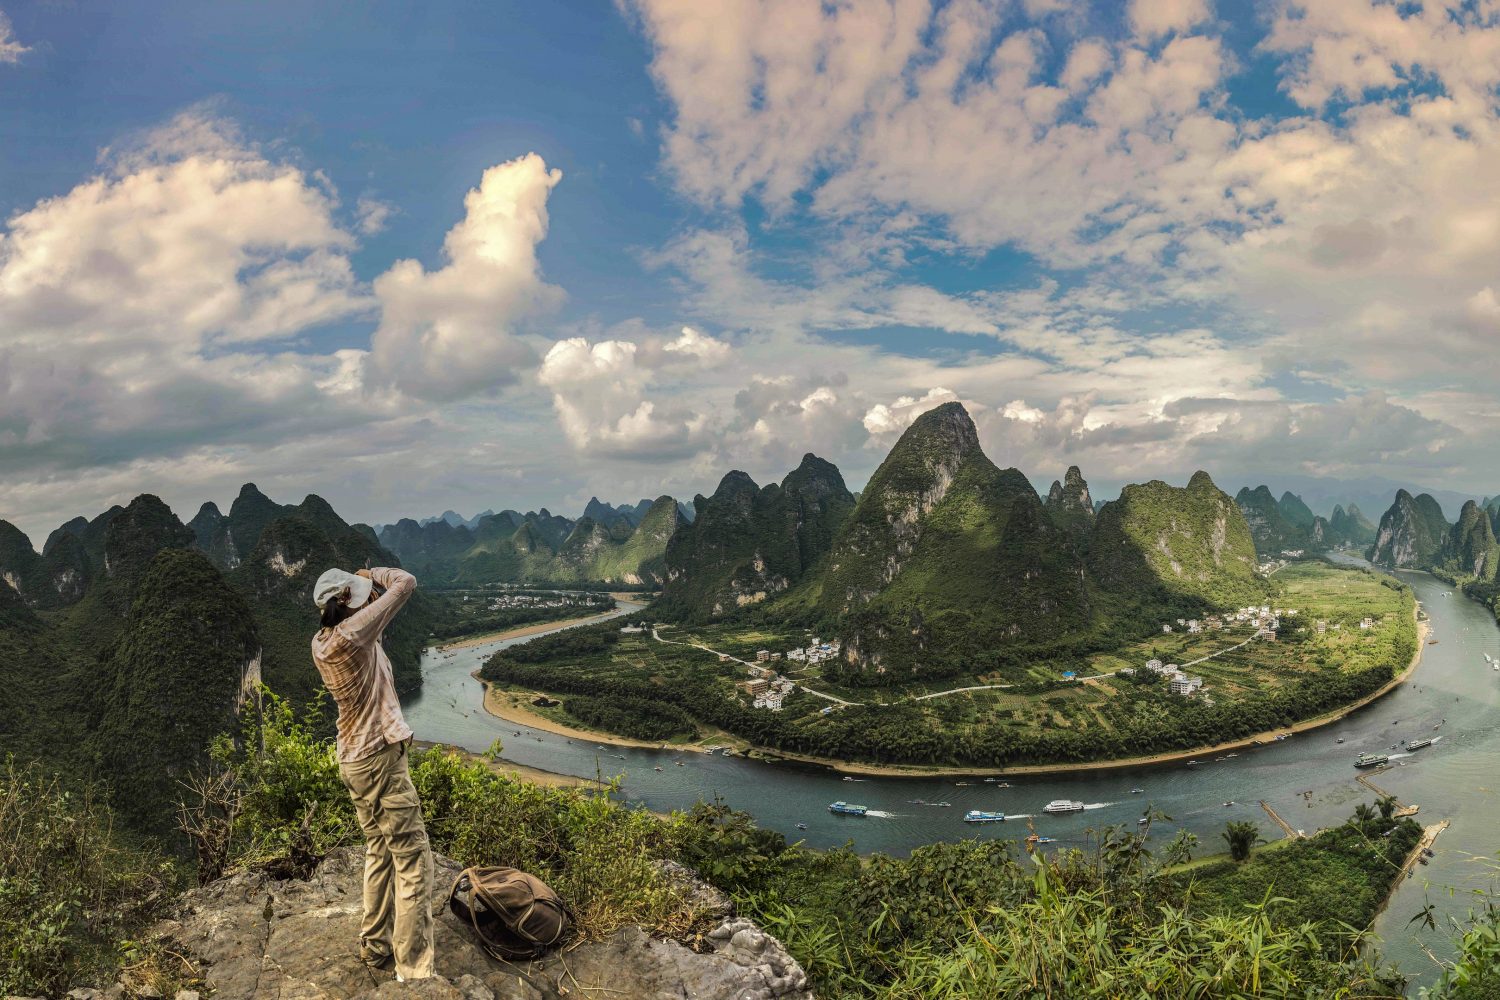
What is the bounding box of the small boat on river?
[1406,738,1433,751]
[1044,799,1085,814]
[963,810,1005,824]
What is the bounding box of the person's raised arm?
[337,567,416,647]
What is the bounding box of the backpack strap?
[448,869,519,959]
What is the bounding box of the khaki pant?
[339,739,435,980]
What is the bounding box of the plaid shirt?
[311,566,416,763]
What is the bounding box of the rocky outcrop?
[1044,465,1095,535]
[147,847,811,1000]
[1368,490,1449,569]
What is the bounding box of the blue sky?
[1,0,1497,539]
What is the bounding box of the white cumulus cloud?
[0,9,28,65]
[369,153,563,399]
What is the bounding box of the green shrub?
[0,757,175,995]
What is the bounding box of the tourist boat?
[1406,738,1433,751]
[1336,737,1345,744]
[610,754,626,760]
[1354,752,1389,768]
[953,781,973,787]
[828,801,868,816]
[795,823,808,830]
[1129,787,1144,794]
[1138,817,1149,825]
[1043,799,1086,814]
[932,801,953,808]
[654,766,663,772]
[1033,836,1057,844]
[963,810,1006,824]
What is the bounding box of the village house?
[1168,674,1205,696]
[755,650,771,662]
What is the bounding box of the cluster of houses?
[1314,616,1377,633]
[739,673,797,711]
[487,592,605,611]
[757,638,841,665]
[1123,658,1206,697]
[1160,605,1298,638]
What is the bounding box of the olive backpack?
[447,866,572,961]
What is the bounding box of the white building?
[1168,674,1204,696]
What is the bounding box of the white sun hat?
[313,568,373,611]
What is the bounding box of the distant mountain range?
[657,402,1266,685]
[377,495,687,586]
[1230,486,1377,557]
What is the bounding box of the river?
[401,564,1500,988]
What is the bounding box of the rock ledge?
[148,847,812,1000]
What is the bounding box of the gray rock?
[174,992,202,1000]
[155,846,813,1000]
[66,991,102,1000]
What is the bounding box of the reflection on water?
[402,567,1500,988]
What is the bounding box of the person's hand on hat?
[356,568,372,580]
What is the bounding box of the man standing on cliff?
[311,565,434,981]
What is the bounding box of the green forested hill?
[1090,472,1264,611]
[656,404,1268,685]
[1234,485,1309,556]
[787,404,1092,680]
[1438,499,1500,581]
[1368,489,1450,568]
[91,547,261,828]
[655,455,856,621]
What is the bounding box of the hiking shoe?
[360,946,394,971]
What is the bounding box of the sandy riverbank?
[477,676,695,751]
[467,602,1429,780]
[435,608,631,651]
[410,739,605,790]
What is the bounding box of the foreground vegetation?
[481,561,1416,767]
[7,690,1496,998]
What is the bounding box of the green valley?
[481,560,1415,768]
